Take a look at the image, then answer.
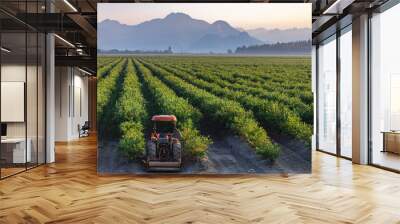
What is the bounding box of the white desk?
[1,138,31,163]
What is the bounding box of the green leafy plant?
[140,60,280,160]
[134,60,211,158]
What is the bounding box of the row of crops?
[97,56,313,161]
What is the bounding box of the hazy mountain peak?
[165,12,192,20]
[212,20,230,27]
[246,27,311,44]
[101,19,123,25]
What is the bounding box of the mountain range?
[98,12,310,53]
[245,28,311,44]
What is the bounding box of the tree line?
[234,40,311,55]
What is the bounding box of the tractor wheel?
[172,143,182,161]
[147,141,156,160]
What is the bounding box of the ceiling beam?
[67,13,97,47]
[323,0,356,14]
[55,55,96,71]
[15,13,81,32]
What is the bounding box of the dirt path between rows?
[98,132,310,174]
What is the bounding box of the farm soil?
[97,133,310,174]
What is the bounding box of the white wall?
[72,72,89,138]
[54,67,89,141]
[55,66,70,141]
[1,64,26,81]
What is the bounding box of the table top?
[381,131,400,134]
[1,138,29,143]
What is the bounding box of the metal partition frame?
[315,22,352,160]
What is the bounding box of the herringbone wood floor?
[1,135,400,224]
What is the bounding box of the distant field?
[97,56,312,161]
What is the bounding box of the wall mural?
[97,3,313,174]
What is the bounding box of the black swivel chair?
[78,121,90,138]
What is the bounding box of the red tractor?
[144,115,182,171]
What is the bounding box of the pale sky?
[98,3,311,30]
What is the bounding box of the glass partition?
[1,31,28,177]
[0,2,46,179]
[370,3,400,171]
[339,27,352,158]
[317,35,337,154]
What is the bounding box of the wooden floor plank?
[0,135,399,223]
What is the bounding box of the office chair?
[79,121,90,138]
